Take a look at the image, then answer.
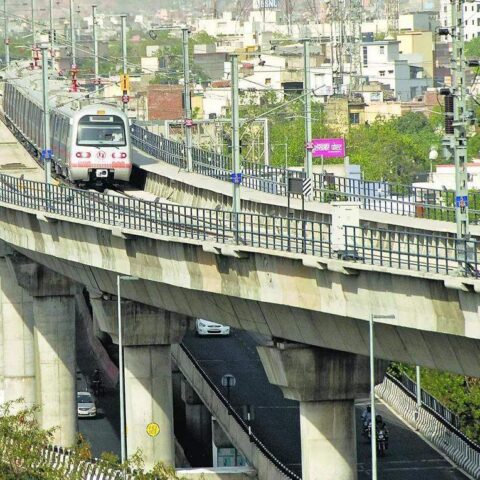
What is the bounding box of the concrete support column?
[33,294,76,446]
[9,255,77,447]
[0,254,35,408]
[125,345,174,469]
[258,341,388,480]
[300,400,356,480]
[91,295,187,469]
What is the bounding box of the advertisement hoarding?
[312,138,345,158]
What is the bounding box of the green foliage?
[465,37,480,59]
[389,364,480,443]
[0,400,184,479]
[347,112,441,182]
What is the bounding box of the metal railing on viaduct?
[131,123,480,223]
[0,173,479,277]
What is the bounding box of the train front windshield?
[77,115,126,147]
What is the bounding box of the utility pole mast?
[303,37,313,184]
[40,45,52,184]
[386,0,399,34]
[182,27,193,171]
[69,0,76,65]
[121,14,128,114]
[92,5,99,94]
[31,0,36,46]
[231,53,241,216]
[49,0,55,68]
[442,0,469,238]
[3,0,9,67]
[348,0,364,94]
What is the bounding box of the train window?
[76,115,126,146]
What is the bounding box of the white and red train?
[3,68,132,187]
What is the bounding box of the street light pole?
[182,27,193,171]
[369,314,395,480]
[40,44,52,184]
[3,0,9,67]
[92,4,99,94]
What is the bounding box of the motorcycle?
[377,427,388,457]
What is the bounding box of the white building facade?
[440,0,480,40]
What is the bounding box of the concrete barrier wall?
[376,377,480,479]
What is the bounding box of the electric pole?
[41,45,52,184]
[3,0,9,67]
[31,0,36,46]
[441,0,469,239]
[70,0,76,67]
[121,14,128,113]
[231,53,241,216]
[92,5,99,94]
[182,27,193,171]
[303,38,313,185]
[49,0,54,68]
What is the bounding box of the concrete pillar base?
[1,256,35,409]
[125,345,175,469]
[300,400,356,480]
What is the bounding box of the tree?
[0,399,185,479]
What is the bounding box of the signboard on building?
[254,0,279,9]
[312,138,345,158]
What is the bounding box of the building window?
[379,70,385,77]
[388,70,394,74]
[349,112,360,124]
[363,46,368,66]
[380,45,385,54]
[265,78,271,85]
[477,4,480,11]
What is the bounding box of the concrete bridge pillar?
[258,341,387,480]
[181,378,212,463]
[9,255,77,447]
[91,295,187,470]
[0,249,35,409]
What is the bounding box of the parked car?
[195,319,230,336]
[77,391,97,418]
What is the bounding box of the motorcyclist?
[375,414,389,448]
[92,369,101,394]
[361,406,372,435]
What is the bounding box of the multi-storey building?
[440,0,480,40]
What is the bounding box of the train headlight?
[112,152,127,159]
[75,151,91,158]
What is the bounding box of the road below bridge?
[183,329,469,480]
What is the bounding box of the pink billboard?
[312,138,345,158]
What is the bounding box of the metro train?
[3,68,132,187]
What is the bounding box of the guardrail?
[376,374,480,479]
[131,123,480,223]
[173,343,299,480]
[394,372,461,429]
[0,173,479,277]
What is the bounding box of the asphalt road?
[183,328,469,480]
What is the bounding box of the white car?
[196,319,230,336]
[77,391,97,418]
